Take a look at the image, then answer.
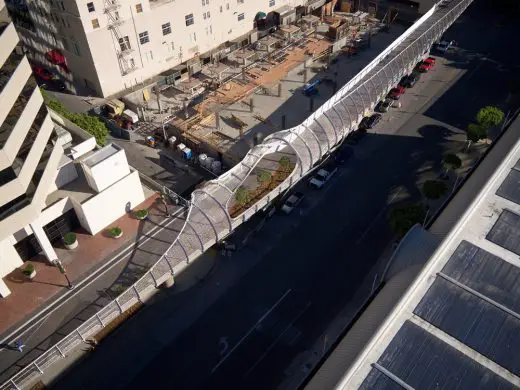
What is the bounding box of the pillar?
[30,222,57,263]
[0,279,11,297]
[162,276,175,288]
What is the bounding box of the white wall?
[0,236,23,279]
[78,171,145,234]
[83,148,130,193]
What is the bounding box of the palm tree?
[442,153,462,177]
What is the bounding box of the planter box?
[64,240,78,250]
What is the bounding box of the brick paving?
[0,193,166,336]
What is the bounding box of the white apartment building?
[0,1,146,297]
[5,0,321,97]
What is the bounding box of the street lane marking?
[356,190,401,245]
[0,207,185,350]
[243,301,312,378]
[211,288,292,374]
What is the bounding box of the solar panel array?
[357,159,520,388]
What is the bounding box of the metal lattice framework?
[1,1,473,388]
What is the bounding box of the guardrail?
[1,1,473,388]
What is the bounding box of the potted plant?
[108,227,123,239]
[63,232,78,249]
[22,263,36,280]
[134,209,149,220]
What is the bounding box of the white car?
[436,40,454,53]
[281,192,305,214]
[309,165,338,189]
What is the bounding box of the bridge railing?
[1,1,473,388]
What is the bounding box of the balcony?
[103,0,121,13]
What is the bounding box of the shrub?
[443,154,462,172]
[257,170,272,186]
[108,227,122,237]
[279,156,292,171]
[42,91,109,145]
[63,232,77,245]
[134,209,149,219]
[22,263,35,276]
[235,186,251,206]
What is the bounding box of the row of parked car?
[276,56,438,215]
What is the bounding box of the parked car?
[335,146,354,165]
[403,72,421,88]
[416,61,433,73]
[281,192,305,214]
[376,99,393,113]
[360,113,382,129]
[423,57,436,66]
[388,85,406,100]
[309,163,338,189]
[436,40,455,53]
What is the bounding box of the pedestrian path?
[0,193,185,385]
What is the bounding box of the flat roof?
[337,116,520,389]
[82,143,121,168]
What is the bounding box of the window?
[118,36,131,51]
[237,12,244,21]
[203,12,206,20]
[269,0,275,6]
[226,3,229,9]
[145,50,153,62]
[114,11,119,19]
[87,1,95,11]
[205,0,209,4]
[60,1,65,10]
[129,58,135,68]
[162,22,171,35]
[237,0,243,4]
[207,11,210,17]
[219,5,222,12]
[74,42,81,56]
[138,31,149,44]
[135,3,143,13]
[185,13,194,26]
[91,18,99,28]
[201,0,204,5]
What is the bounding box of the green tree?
[256,170,272,187]
[476,106,504,130]
[41,91,109,145]
[388,203,427,238]
[466,123,486,150]
[422,180,447,200]
[442,153,462,176]
[235,186,251,206]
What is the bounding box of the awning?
[46,49,66,65]
[255,11,267,20]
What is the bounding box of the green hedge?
[42,91,109,146]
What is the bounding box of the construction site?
[118,5,402,171]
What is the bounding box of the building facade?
[0,0,146,297]
[6,0,314,97]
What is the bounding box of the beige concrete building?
[3,0,331,97]
[0,1,146,297]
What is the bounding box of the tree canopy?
[476,106,505,129]
[422,180,447,200]
[443,154,462,171]
[467,123,487,143]
[257,170,272,186]
[235,186,251,206]
[388,203,427,239]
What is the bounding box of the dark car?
[376,99,392,113]
[400,72,421,88]
[361,113,382,129]
[335,146,354,165]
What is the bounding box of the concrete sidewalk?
[0,193,186,385]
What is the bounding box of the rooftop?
[338,117,520,389]
[82,143,121,168]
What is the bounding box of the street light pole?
[53,259,74,290]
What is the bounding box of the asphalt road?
[51,2,520,389]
